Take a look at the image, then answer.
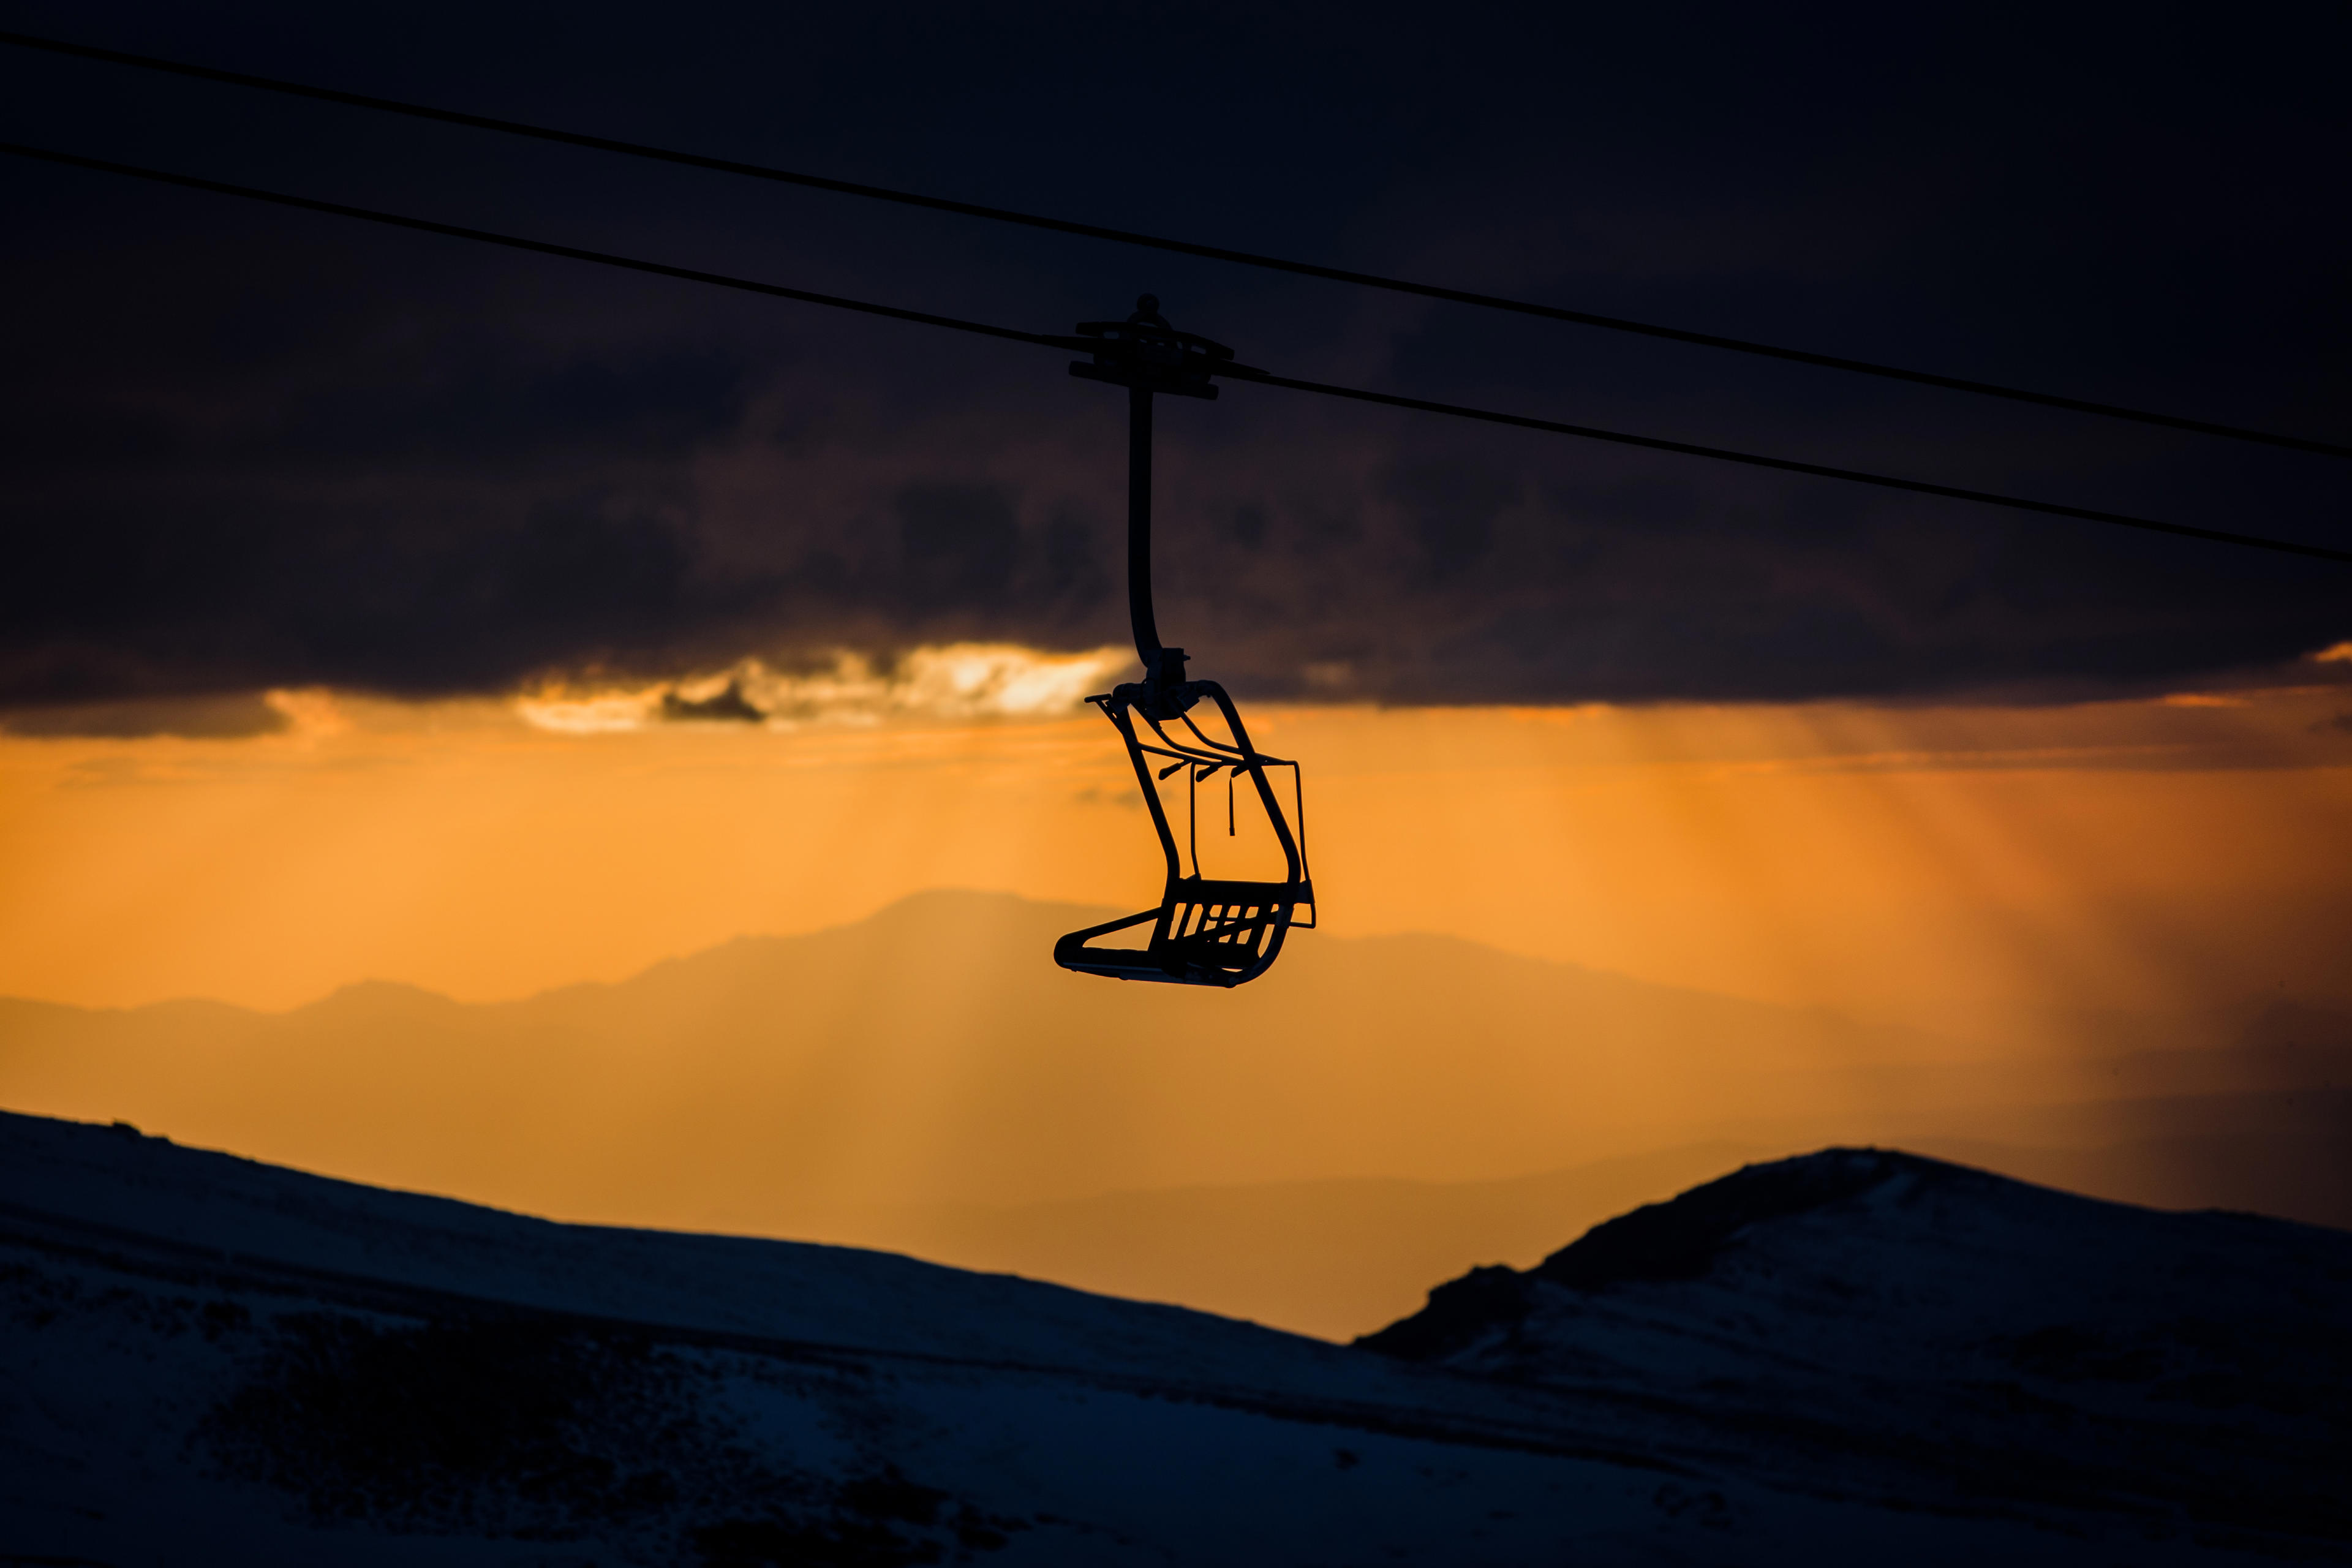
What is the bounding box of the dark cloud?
[0,479,757,701]
[0,1,2345,717]
[661,680,764,724]
[895,484,1020,619]
[1388,459,1518,582]
[0,692,285,739]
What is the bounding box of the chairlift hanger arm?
[1055,298,1315,988]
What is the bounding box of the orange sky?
[7,651,2351,1335]
[5,647,2348,1049]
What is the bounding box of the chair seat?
[1055,879,1312,989]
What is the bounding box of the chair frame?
[1054,680,1314,987]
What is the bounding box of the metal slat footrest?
[1055,878,1313,989]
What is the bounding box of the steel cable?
[4,138,2345,565]
[4,26,2347,460]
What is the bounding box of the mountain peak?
[296,978,464,1017]
[1355,1147,1962,1360]
[1350,1145,2352,1555]
[1532,1145,1961,1289]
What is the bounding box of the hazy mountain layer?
[4,891,2345,1338]
[0,891,1964,1208]
[7,1112,2343,1564]
[775,1120,2352,1341]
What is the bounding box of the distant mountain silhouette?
[3,889,2345,1338]
[816,1141,1780,1338]
[0,891,1972,1208]
[5,1114,2343,1564]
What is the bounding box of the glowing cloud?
[515,646,1131,734]
[513,687,669,734]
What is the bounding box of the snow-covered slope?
[5,1114,2346,1564]
[1363,1147,2352,1558]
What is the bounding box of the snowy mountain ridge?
[6,1112,2348,1564]
[1365,1147,2352,1552]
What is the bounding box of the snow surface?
[1366,1147,2352,1559]
[4,1114,2345,1565]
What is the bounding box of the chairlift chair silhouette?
[1054,296,1314,987]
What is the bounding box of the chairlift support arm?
[1053,296,1314,989]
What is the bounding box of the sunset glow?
[7,657,2350,1338]
[5,663,2345,1035]
[7,12,2350,1553]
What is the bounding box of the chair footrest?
[1054,882,1311,989]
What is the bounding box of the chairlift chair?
[1053,296,1315,987]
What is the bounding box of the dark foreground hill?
[1363,1147,2352,1557]
[4,1112,2347,1565]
